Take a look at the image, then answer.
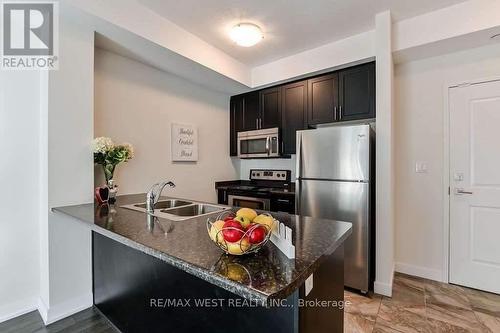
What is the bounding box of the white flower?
[92,137,114,154]
[122,142,134,160]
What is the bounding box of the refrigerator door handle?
[296,132,302,179]
[295,181,301,215]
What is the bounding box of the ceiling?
[138,0,466,66]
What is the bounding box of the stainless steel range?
[215,169,295,214]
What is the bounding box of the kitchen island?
[53,194,351,333]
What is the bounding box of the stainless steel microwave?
[237,127,280,158]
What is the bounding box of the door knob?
[455,188,473,195]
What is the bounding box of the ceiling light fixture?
[230,23,263,47]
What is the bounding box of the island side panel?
[92,232,298,333]
[299,245,344,333]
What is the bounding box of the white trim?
[37,293,93,325]
[442,83,450,284]
[448,75,500,88]
[395,262,443,282]
[0,297,38,324]
[374,265,394,297]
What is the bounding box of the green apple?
[234,215,251,229]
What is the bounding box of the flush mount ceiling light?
[230,23,263,47]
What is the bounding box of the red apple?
[222,220,244,242]
[224,215,235,222]
[248,224,267,244]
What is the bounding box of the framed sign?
[171,123,198,162]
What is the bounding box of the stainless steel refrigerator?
[295,124,374,292]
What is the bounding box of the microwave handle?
[266,136,270,156]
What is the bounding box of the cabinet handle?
[256,119,258,129]
[277,199,290,203]
[259,118,262,129]
[334,106,337,121]
[339,106,342,119]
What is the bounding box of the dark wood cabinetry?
[307,73,338,125]
[260,87,281,129]
[282,80,307,155]
[241,91,260,131]
[229,92,259,156]
[229,62,375,156]
[229,97,243,156]
[338,63,375,121]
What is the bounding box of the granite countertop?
[53,194,351,304]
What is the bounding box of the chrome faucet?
[146,181,176,214]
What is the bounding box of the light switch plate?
[415,161,428,173]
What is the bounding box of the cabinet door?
[307,73,338,125]
[260,87,281,129]
[281,81,307,155]
[229,96,244,156]
[242,91,260,131]
[338,62,375,121]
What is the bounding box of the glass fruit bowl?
[206,210,276,255]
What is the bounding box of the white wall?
[252,31,375,87]
[94,49,238,203]
[0,71,41,322]
[237,156,296,181]
[374,11,395,297]
[394,42,500,281]
[38,11,95,324]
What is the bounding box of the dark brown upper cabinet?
[260,87,281,129]
[338,63,376,121]
[307,73,339,126]
[282,81,307,155]
[241,91,260,131]
[229,96,244,156]
[229,62,375,157]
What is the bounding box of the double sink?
[121,199,229,221]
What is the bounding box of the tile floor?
[345,272,500,332]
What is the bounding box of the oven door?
[228,195,270,210]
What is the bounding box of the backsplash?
[236,155,297,181]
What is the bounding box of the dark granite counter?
[53,194,351,304]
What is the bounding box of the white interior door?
[449,79,500,294]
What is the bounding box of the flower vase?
[107,179,118,204]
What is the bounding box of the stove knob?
[277,174,281,178]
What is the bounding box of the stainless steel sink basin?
[133,199,192,210]
[161,204,223,217]
[121,199,228,220]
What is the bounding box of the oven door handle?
[266,136,270,156]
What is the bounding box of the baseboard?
[0,297,38,324]
[374,280,393,297]
[395,262,443,282]
[374,264,395,297]
[37,293,93,325]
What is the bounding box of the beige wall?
[394,43,500,281]
[94,48,238,203]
